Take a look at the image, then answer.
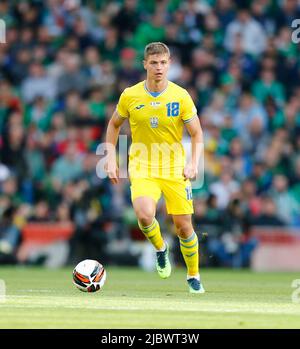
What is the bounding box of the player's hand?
[183,163,198,181]
[104,161,119,184]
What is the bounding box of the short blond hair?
[144,42,170,60]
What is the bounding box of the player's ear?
[143,59,147,70]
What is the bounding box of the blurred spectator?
[29,200,51,222]
[270,174,300,225]
[215,0,235,29]
[210,171,240,209]
[202,92,227,127]
[0,205,21,263]
[117,48,142,90]
[0,80,22,132]
[224,8,267,56]
[56,53,89,97]
[83,46,104,85]
[1,121,28,180]
[252,68,286,106]
[112,0,140,43]
[233,93,267,150]
[24,96,53,132]
[133,12,166,50]
[251,195,285,226]
[275,0,300,29]
[21,62,57,103]
[228,137,252,180]
[51,142,83,188]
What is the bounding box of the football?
[72,259,106,292]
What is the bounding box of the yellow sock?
[138,218,165,251]
[179,231,199,277]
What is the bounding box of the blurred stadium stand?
[1,0,300,269]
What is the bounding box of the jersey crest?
[150,117,159,128]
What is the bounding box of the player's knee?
[174,222,193,239]
[135,209,155,227]
[138,215,155,227]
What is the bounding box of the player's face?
[143,53,170,82]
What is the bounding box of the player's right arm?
[106,89,129,184]
[105,110,126,184]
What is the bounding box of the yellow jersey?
[116,80,197,179]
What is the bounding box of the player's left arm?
[183,116,203,180]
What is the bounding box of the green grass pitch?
[0,266,300,329]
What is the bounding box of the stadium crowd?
[1,0,300,267]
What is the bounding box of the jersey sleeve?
[116,89,129,119]
[181,90,198,123]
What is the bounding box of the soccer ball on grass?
[73,259,106,292]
